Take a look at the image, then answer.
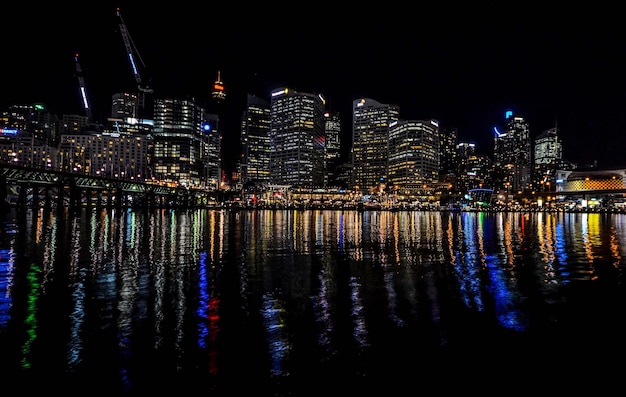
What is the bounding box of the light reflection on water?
[1,208,626,394]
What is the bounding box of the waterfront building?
[324,111,342,186]
[58,127,151,180]
[493,111,532,193]
[351,98,399,194]
[203,112,222,190]
[240,94,271,185]
[387,119,440,192]
[534,127,562,165]
[439,127,458,189]
[152,97,209,188]
[455,142,492,193]
[269,87,326,186]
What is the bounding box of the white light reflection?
[261,293,291,376]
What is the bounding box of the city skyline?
[5,4,626,170]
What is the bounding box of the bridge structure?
[0,163,218,210]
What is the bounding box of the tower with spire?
[211,70,226,103]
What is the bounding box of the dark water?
[1,207,626,395]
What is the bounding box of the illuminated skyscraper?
[351,98,399,193]
[388,119,440,190]
[493,111,532,192]
[269,87,326,186]
[240,94,271,185]
[534,127,562,164]
[152,97,208,187]
[324,111,341,185]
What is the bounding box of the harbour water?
[1,207,626,395]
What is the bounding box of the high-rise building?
[493,111,532,193]
[388,119,440,191]
[269,87,326,186]
[351,98,399,193]
[455,141,493,193]
[203,113,222,190]
[439,127,458,179]
[324,111,341,186]
[532,126,576,192]
[240,94,271,185]
[534,127,562,165]
[152,97,208,187]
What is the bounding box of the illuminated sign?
[505,110,513,119]
[0,128,18,135]
[271,88,289,97]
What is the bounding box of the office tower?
[439,127,458,177]
[269,87,326,186]
[152,97,207,187]
[203,113,222,190]
[533,126,566,192]
[455,141,492,193]
[240,94,271,185]
[388,119,440,190]
[534,127,562,165]
[493,111,532,193]
[324,111,341,186]
[351,98,399,193]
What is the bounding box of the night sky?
[5,3,626,172]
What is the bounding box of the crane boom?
[115,7,153,121]
[74,53,92,121]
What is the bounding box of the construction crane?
[115,7,153,120]
[74,53,92,121]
